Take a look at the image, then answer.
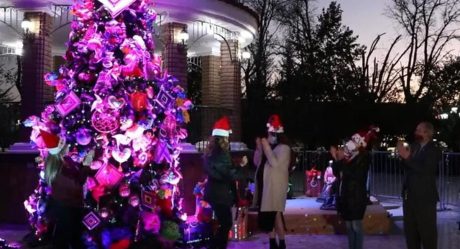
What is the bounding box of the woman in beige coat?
[253,115,291,249]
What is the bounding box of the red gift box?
[305,167,323,197]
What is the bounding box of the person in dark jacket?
[204,116,248,249]
[40,130,88,249]
[397,122,441,249]
[330,127,378,249]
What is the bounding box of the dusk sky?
[318,0,394,46]
[316,0,460,58]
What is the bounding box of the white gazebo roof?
[0,0,258,56]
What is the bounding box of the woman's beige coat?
[253,142,291,212]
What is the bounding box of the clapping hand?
[397,141,410,159]
[260,138,269,147]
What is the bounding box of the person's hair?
[271,133,297,170]
[277,133,290,146]
[420,121,434,138]
[204,136,229,158]
[44,153,63,186]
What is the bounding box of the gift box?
[228,207,249,240]
[305,168,323,197]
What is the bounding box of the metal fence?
[290,150,460,210]
[0,103,21,150]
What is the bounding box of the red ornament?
[109,238,130,249]
[130,91,148,112]
[157,197,173,217]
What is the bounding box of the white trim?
[267,125,284,133]
[48,136,66,155]
[212,128,230,137]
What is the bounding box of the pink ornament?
[112,147,132,163]
[120,115,134,131]
[133,151,149,167]
[99,208,110,219]
[87,38,102,51]
[146,87,154,99]
[107,96,126,109]
[129,195,140,207]
[162,114,177,136]
[121,55,143,77]
[141,211,161,234]
[160,169,182,185]
[91,110,119,133]
[90,160,103,170]
[86,177,97,190]
[97,0,137,17]
[132,135,153,152]
[118,182,130,197]
[83,211,101,230]
[177,128,188,140]
[102,52,115,69]
[95,163,123,188]
[55,91,81,117]
[125,124,145,139]
[91,95,104,112]
[154,141,172,164]
[112,134,132,146]
[76,128,92,145]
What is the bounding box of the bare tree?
[0,63,19,103]
[242,0,286,101]
[359,34,408,103]
[388,0,460,105]
[277,0,316,71]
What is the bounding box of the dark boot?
[269,238,278,249]
[279,239,286,249]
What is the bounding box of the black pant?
[48,199,84,249]
[403,199,437,249]
[210,203,233,249]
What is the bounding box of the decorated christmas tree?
[23,0,192,247]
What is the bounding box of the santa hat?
[351,126,380,149]
[40,129,66,155]
[212,116,232,137]
[267,114,284,133]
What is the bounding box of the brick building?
[0,0,258,141]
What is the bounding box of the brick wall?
[201,55,221,106]
[20,12,53,140]
[161,22,188,90]
[220,40,242,141]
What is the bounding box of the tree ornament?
[130,91,148,112]
[97,0,137,18]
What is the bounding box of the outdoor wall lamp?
[179,28,189,45]
[21,17,35,41]
[241,51,251,60]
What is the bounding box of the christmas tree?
[23,0,192,247]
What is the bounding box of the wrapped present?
[305,167,322,197]
[228,207,249,240]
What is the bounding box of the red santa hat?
[40,129,66,155]
[212,116,232,137]
[351,126,380,148]
[267,114,284,133]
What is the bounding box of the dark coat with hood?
[204,152,247,206]
[333,151,369,221]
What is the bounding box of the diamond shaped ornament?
[98,0,137,17]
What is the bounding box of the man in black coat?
[397,122,441,249]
